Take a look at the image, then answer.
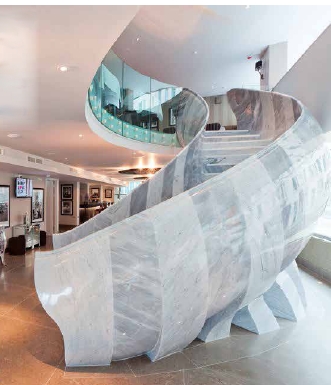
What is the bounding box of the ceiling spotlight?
[58,65,69,72]
[78,134,83,138]
[7,133,20,138]
[136,37,140,42]
[65,157,68,160]
[193,51,198,55]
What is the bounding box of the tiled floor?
[1,242,331,385]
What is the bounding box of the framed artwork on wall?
[169,108,177,126]
[104,188,113,199]
[61,184,73,200]
[151,119,159,130]
[31,188,44,223]
[90,187,100,199]
[0,185,10,228]
[61,200,73,216]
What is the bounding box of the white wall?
[260,42,288,91]
[0,170,45,239]
[204,95,236,126]
[274,25,331,139]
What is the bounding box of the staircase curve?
[34,87,331,367]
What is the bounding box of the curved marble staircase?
[34,88,331,367]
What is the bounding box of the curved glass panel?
[88,50,182,147]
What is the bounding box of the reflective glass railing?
[88,50,183,147]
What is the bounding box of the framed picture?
[31,188,44,223]
[90,187,100,199]
[61,184,73,200]
[104,188,113,199]
[0,185,10,227]
[61,200,73,216]
[151,119,159,130]
[169,108,177,126]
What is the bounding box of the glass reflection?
[88,49,182,147]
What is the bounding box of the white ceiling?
[0,5,330,183]
[0,5,173,182]
[113,5,331,97]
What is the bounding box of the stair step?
[201,134,261,142]
[201,140,271,151]
[203,129,249,136]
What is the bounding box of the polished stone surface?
[35,89,331,366]
[1,245,331,384]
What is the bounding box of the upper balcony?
[86,50,186,154]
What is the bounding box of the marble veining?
[35,88,331,366]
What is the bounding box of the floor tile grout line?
[0,281,36,291]
[181,351,199,368]
[1,313,59,331]
[125,360,137,377]
[0,262,25,273]
[187,340,291,371]
[0,290,36,317]
[42,355,64,385]
[133,368,188,378]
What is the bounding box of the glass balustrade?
[88,50,183,147]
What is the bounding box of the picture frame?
[61,200,73,216]
[31,188,44,223]
[151,119,159,130]
[90,187,100,199]
[104,188,113,199]
[61,184,73,200]
[0,185,10,228]
[169,107,177,126]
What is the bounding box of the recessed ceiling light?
[78,134,83,138]
[7,133,21,138]
[58,65,69,72]
[193,51,198,55]
[136,37,140,42]
[65,157,68,160]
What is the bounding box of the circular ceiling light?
[78,134,83,138]
[118,167,161,175]
[7,133,21,138]
[57,65,69,72]
[132,151,145,158]
[193,51,198,55]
